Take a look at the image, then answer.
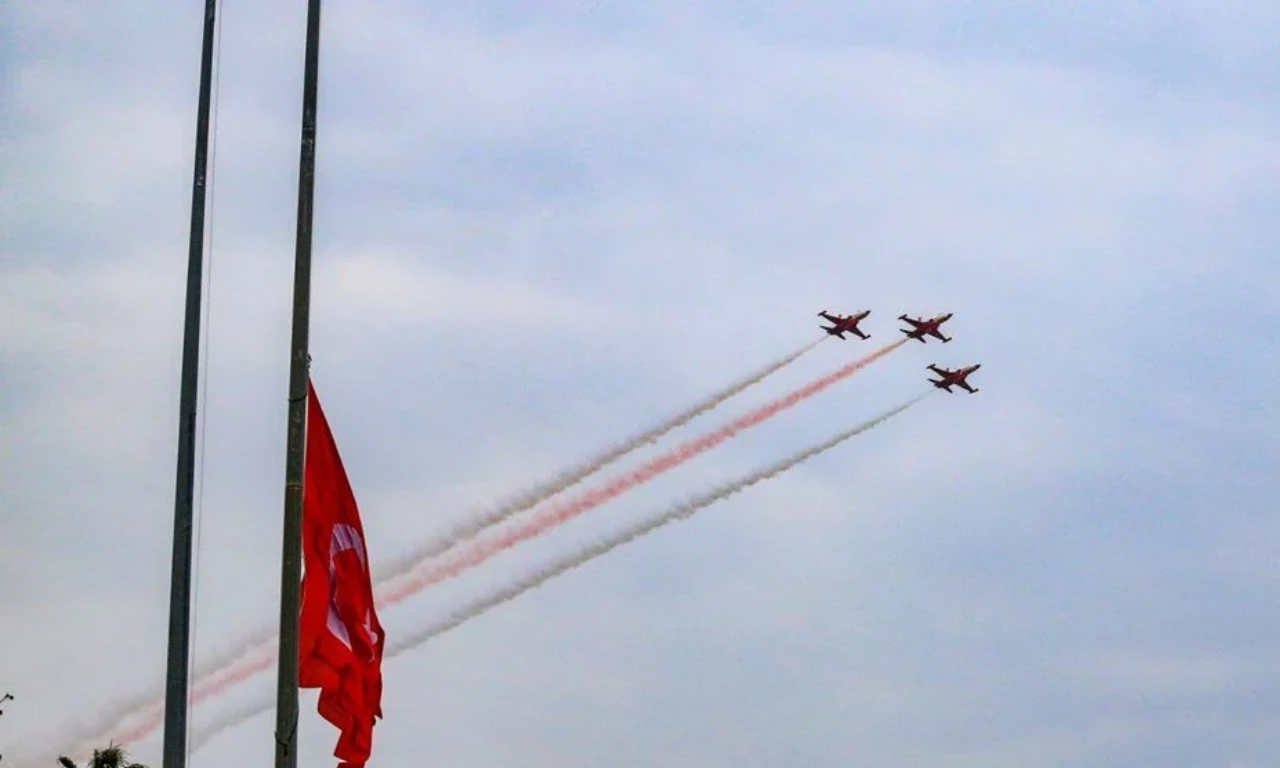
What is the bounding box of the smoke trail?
[68,338,889,751]
[86,340,907,752]
[88,631,274,751]
[56,636,281,761]
[59,339,824,751]
[372,337,824,582]
[49,701,161,768]
[57,625,279,757]
[377,338,907,607]
[193,627,277,680]
[387,392,927,653]
[105,338,908,731]
[182,392,926,754]
[190,699,272,753]
[53,643,281,763]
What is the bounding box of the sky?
[2,1,1279,766]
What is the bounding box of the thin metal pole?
[275,1,323,766]
[162,2,218,767]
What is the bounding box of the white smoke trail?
[69,625,277,742]
[188,699,267,754]
[384,392,926,654]
[51,629,281,761]
[372,337,824,581]
[51,338,825,755]
[183,392,926,754]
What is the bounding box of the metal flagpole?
[275,1,323,766]
[162,2,218,767]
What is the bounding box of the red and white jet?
[817,309,871,340]
[928,363,980,394]
[899,312,953,343]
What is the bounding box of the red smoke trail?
[62,339,826,757]
[68,644,278,755]
[185,646,276,707]
[83,338,906,750]
[78,645,280,753]
[372,338,825,581]
[176,393,929,756]
[101,383,923,758]
[378,337,906,605]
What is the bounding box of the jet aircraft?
[928,363,980,393]
[817,309,871,340]
[899,312,953,343]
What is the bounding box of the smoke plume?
[372,338,824,581]
[376,339,907,606]
[180,392,926,754]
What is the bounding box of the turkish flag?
[300,380,386,768]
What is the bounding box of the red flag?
[299,380,386,768]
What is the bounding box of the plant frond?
[91,743,124,768]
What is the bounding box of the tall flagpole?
[275,1,323,766]
[162,2,218,767]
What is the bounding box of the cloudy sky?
[3,1,1280,766]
